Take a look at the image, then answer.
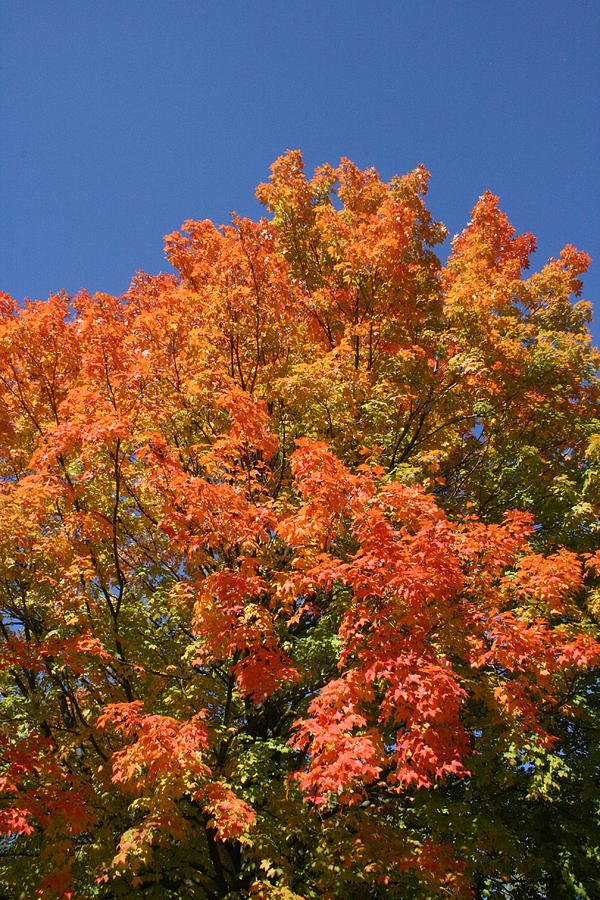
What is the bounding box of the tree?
[0,151,598,899]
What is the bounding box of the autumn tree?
[0,151,598,899]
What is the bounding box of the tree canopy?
[0,151,598,898]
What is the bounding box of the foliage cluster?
[0,152,599,898]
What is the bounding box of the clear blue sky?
[2,1,599,342]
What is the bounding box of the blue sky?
[2,0,599,342]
